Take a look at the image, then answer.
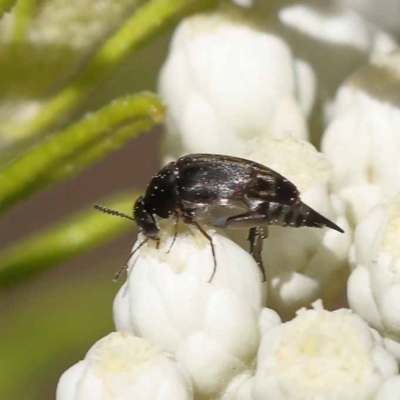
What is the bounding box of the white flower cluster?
[57,331,193,400]
[114,227,264,397]
[158,6,309,159]
[252,301,398,400]
[58,225,267,399]
[159,1,396,155]
[271,0,396,97]
[341,0,400,35]
[322,51,400,225]
[348,196,400,361]
[58,1,400,399]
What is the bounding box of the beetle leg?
[183,211,217,282]
[167,214,179,254]
[225,211,267,229]
[248,227,266,282]
[259,225,268,240]
[248,227,257,254]
[225,211,268,281]
[113,238,149,282]
[192,221,217,283]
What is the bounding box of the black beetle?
[95,153,344,281]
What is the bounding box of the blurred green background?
[1,1,399,399]
[0,0,215,399]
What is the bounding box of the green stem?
[5,0,216,140]
[0,191,138,287]
[10,0,36,46]
[0,92,164,213]
[48,119,150,183]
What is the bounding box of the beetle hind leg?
[248,227,267,282]
[225,211,268,282]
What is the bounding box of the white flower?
[348,196,400,362]
[266,0,397,142]
[113,223,265,398]
[56,331,192,400]
[341,0,400,35]
[375,376,400,400]
[231,136,352,318]
[322,52,400,225]
[158,6,309,159]
[275,1,397,94]
[220,308,281,400]
[252,301,398,400]
[220,371,255,400]
[230,0,254,8]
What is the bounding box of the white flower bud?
[276,1,397,96]
[341,0,400,35]
[56,331,192,400]
[230,0,254,8]
[113,224,265,398]
[221,371,255,400]
[375,376,400,400]
[158,7,309,159]
[258,307,282,336]
[322,52,400,224]
[348,196,400,362]
[232,136,352,318]
[253,301,398,400]
[267,0,397,141]
[217,308,281,400]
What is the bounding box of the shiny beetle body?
[95,154,344,281]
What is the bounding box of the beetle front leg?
[248,227,267,282]
[113,237,149,282]
[167,213,180,254]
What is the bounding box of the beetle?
[95,153,344,282]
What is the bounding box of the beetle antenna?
[113,238,149,282]
[94,204,135,222]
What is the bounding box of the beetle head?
[133,195,160,239]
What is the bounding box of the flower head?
[275,1,397,95]
[348,195,400,361]
[268,0,397,142]
[322,51,400,224]
[113,223,265,398]
[375,376,400,400]
[342,0,400,35]
[56,331,193,400]
[253,301,398,400]
[158,6,308,159]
